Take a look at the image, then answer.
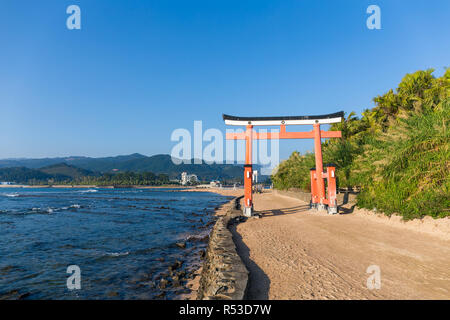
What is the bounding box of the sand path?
[231,192,450,299]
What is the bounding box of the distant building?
[0,182,14,185]
[181,172,198,185]
[181,172,187,185]
[210,180,221,188]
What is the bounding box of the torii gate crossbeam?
[223,111,344,217]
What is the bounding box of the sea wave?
[28,204,82,214]
[105,251,130,257]
[184,230,210,243]
[79,189,98,193]
[0,188,231,299]
[31,207,56,214]
[3,193,20,198]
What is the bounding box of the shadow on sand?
[230,196,356,299]
[256,204,310,218]
[230,224,270,299]
[229,203,309,299]
[338,191,357,214]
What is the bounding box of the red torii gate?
[223,111,344,217]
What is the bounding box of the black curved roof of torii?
[222,111,345,122]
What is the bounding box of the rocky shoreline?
[193,196,249,300]
[149,216,218,300]
[148,197,241,300]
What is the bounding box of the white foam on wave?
[26,203,85,215]
[30,207,56,214]
[79,189,98,193]
[106,251,130,257]
[3,193,19,198]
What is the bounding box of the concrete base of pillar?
[316,203,327,211]
[327,206,338,215]
[243,206,252,217]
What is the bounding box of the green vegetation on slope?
[0,166,171,186]
[0,154,247,181]
[0,167,70,184]
[39,163,98,179]
[80,171,170,186]
[272,69,450,219]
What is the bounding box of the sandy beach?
[192,188,450,300]
[184,187,243,197]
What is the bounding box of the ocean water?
[0,187,232,299]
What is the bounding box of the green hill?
[0,167,70,184]
[0,154,255,181]
[39,163,98,179]
[105,155,246,180]
[64,153,148,172]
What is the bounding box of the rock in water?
[159,279,169,289]
[176,242,186,249]
[168,260,184,271]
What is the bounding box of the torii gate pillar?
[243,125,253,217]
[313,123,326,210]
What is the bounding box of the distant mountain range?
[0,153,266,181]
[0,163,98,184]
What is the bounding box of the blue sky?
[0,0,449,160]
